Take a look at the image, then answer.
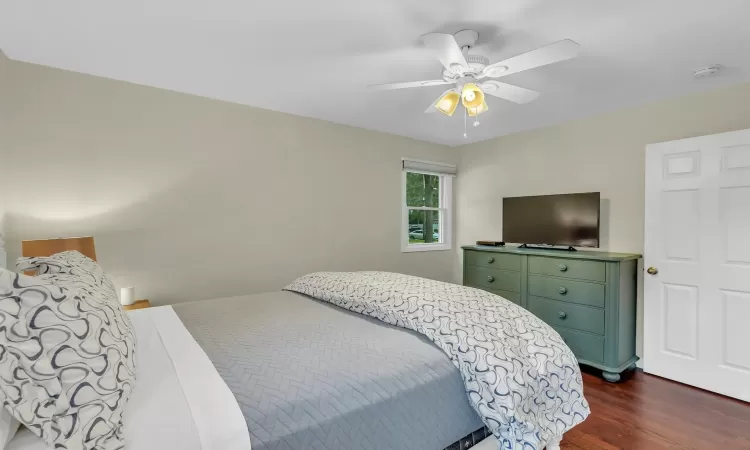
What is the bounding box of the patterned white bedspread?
[285,272,590,450]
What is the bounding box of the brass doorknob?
[647,267,659,275]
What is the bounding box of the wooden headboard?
[21,237,97,261]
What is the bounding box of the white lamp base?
[120,286,136,306]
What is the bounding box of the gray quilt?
[285,272,591,450]
[172,291,484,450]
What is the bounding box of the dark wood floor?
[562,369,750,449]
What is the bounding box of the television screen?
[503,192,600,248]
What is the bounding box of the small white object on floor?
[473,435,562,450]
[120,286,136,306]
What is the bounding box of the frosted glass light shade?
[468,101,489,117]
[435,91,460,116]
[461,83,485,109]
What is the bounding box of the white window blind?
[402,158,457,176]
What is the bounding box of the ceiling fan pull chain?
[463,106,468,138]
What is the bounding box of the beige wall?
[5,52,750,359]
[456,81,750,361]
[0,56,457,304]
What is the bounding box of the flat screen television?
[503,192,601,248]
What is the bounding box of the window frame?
[401,168,453,253]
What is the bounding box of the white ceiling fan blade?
[368,79,453,91]
[480,81,540,104]
[425,89,455,113]
[483,39,580,78]
[420,33,469,72]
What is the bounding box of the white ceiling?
[1,0,749,146]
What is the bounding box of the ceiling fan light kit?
[461,83,484,109]
[435,90,461,116]
[368,29,581,136]
[468,101,488,117]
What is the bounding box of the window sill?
[401,243,451,253]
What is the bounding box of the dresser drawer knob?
[487,257,495,263]
[558,264,568,272]
[487,276,495,283]
[558,311,567,319]
[558,287,568,295]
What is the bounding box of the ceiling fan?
[368,30,580,126]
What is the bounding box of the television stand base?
[518,244,577,252]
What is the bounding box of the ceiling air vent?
[693,65,722,79]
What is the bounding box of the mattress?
[172,291,484,450]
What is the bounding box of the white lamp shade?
[120,286,136,306]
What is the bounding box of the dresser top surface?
[462,245,641,262]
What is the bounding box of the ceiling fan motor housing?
[443,54,490,80]
[466,55,489,71]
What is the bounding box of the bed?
[4,291,488,450]
[2,255,589,450]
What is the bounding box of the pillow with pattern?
[0,268,136,450]
[16,251,118,301]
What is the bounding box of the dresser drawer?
[528,256,606,283]
[465,266,521,293]
[486,288,521,305]
[528,296,605,335]
[464,251,521,271]
[555,327,604,364]
[528,275,606,308]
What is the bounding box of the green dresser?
[462,245,641,382]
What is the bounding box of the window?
[401,158,455,252]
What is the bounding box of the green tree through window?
[406,172,440,244]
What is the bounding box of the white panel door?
[644,129,750,402]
